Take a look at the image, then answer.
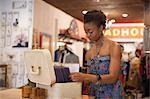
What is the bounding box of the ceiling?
[43,0,145,23]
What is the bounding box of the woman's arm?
[99,43,121,84]
[71,42,121,84]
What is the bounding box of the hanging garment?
[144,26,150,52]
[146,55,150,79]
[140,56,147,81]
[58,50,67,63]
[54,49,61,62]
[125,62,130,81]
[140,55,150,97]
[63,52,79,64]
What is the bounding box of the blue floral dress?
[86,55,124,99]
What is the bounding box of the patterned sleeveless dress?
[86,55,124,99]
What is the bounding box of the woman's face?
[84,22,102,42]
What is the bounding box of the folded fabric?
[54,66,72,83]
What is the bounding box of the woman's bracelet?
[96,74,102,81]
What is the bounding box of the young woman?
[70,10,124,99]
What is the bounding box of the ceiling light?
[110,19,116,23]
[122,13,128,17]
[82,10,88,14]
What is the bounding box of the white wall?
[0,0,34,88]
[33,0,85,65]
[34,0,73,57]
[0,0,33,48]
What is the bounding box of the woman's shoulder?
[105,37,121,54]
[105,37,120,48]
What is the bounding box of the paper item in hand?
[64,63,79,73]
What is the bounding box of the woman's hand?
[70,72,85,82]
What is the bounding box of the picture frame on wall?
[12,31,29,48]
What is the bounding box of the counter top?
[0,89,90,99]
